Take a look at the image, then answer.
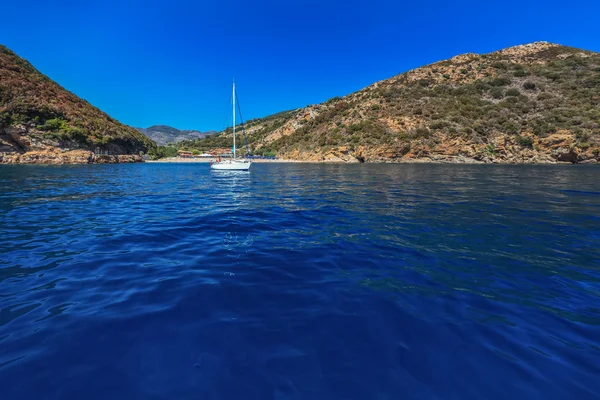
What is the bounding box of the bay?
[1,163,599,399]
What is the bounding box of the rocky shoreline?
[147,156,598,165]
[146,157,311,163]
[278,132,600,165]
[2,132,598,165]
[0,150,143,164]
[1,124,146,165]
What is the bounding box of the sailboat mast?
[232,81,236,160]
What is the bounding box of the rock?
[538,133,574,148]
[5,125,33,151]
[555,148,578,163]
[0,150,143,164]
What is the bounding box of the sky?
[1,0,599,131]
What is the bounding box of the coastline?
[0,150,143,165]
[145,157,314,163]
[1,153,597,165]
[144,156,597,165]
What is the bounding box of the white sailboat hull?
[211,160,252,170]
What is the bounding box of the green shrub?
[0,111,10,127]
[500,96,521,106]
[505,88,521,97]
[583,74,600,88]
[429,120,448,130]
[490,87,504,99]
[148,145,178,160]
[532,122,556,137]
[502,120,519,134]
[492,62,508,70]
[473,123,487,135]
[513,69,529,77]
[516,135,533,148]
[40,131,61,140]
[537,92,552,101]
[544,72,561,82]
[473,81,491,92]
[348,123,362,133]
[37,117,65,131]
[64,126,88,143]
[489,77,512,87]
[411,126,430,138]
[576,131,590,142]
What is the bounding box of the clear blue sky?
[1,0,599,131]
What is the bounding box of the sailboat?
[210,81,252,171]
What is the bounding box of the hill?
[0,45,155,163]
[180,42,600,163]
[136,125,216,145]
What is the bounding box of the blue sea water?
[1,163,600,399]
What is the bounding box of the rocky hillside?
[0,45,155,163]
[183,42,600,163]
[136,125,215,145]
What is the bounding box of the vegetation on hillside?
[136,125,215,146]
[0,44,155,154]
[148,145,178,160]
[178,42,600,162]
[176,109,297,156]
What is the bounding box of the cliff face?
[186,42,600,163]
[0,149,142,164]
[0,45,155,163]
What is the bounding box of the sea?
[1,163,599,400]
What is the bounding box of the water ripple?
[1,163,599,399]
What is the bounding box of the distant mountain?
[136,125,216,146]
[0,44,155,163]
[182,42,600,164]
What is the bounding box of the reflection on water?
[1,163,600,399]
